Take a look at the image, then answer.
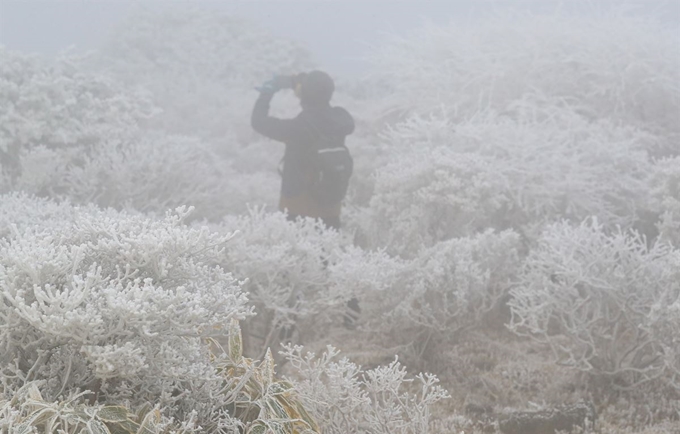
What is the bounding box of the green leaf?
[74,408,91,421]
[229,318,243,362]
[260,348,275,388]
[246,421,268,434]
[265,397,289,420]
[295,401,320,433]
[136,407,161,434]
[135,402,152,421]
[25,406,55,427]
[87,419,112,434]
[267,381,294,396]
[98,406,131,423]
[108,419,140,434]
[266,420,288,434]
[248,420,289,434]
[26,383,43,402]
[45,412,60,433]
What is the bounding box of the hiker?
[251,71,354,231]
[252,71,360,329]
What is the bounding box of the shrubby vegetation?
[281,345,450,434]
[215,210,354,358]
[1,5,678,433]
[651,155,680,246]
[0,198,253,430]
[368,12,679,154]
[0,48,153,191]
[362,109,655,252]
[509,219,680,390]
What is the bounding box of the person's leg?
[343,297,361,330]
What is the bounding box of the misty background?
[2,0,679,78]
[2,1,680,433]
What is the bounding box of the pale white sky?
[1,1,678,77]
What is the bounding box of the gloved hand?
[255,75,293,93]
[291,72,307,96]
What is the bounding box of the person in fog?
[252,71,360,328]
[251,70,354,231]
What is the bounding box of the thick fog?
[3,1,678,77]
[1,1,679,433]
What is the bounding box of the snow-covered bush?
[1,321,325,434]
[369,11,680,155]
[0,193,85,240]
[281,345,450,434]
[645,286,680,392]
[508,218,680,391]
[651,155,680,246]
[215,210,345,357]
[214,210,402,358]
[361,108,653,254]
[0,382,177,434]
[355,9,675,254]
[61,133,277,220]
[95,6,313,143]
[0,48,155,189]
[359,146,512,255]
[0,197,252,428]
[213,211,520,369]
[1,47,276,219]
[0,48,154,150]
[395,229,520,335]
[210,320,321,434]
[346,230,521,368]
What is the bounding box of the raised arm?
[250,91,298,143]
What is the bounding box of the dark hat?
[300,70,335,105]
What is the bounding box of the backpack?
[310,142,353,205]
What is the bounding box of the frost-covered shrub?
[1,322,326,434]
[281,345,450,434]
[508,218,680,391]
[210,320,322,434]
[212,208,411,363]
[0,47,273,219]
[0,193,85,240]
[219,209,361,354]
[22,131,276,220]
[646,289,680,392]
[360,146,512,255]
[370,11,680,154]
[395,229,520,335]
[95,6,313,142]
[0,48,155,151]
[650,155,680,246]
[60,133,277,220]
[362,108,653,254]
[0,382,179,434]
[352,230,521,366]
[215,211,520,369]
[0,48,155,189]
[0,198,252,428]
[598,386,680,430]
[356,8,673,257]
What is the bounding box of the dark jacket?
[251,92,355,218]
